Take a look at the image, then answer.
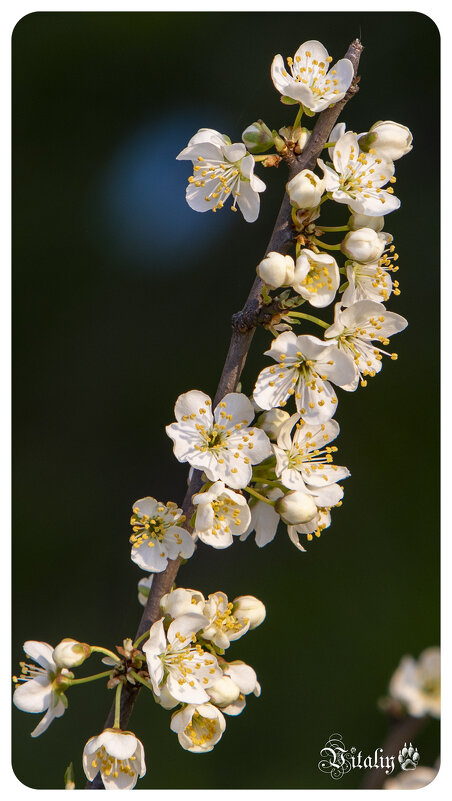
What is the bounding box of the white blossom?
[341,228,391,263]
[252,331,355,424]
[129,497,195,573]
[160,587,206,619]
[137,575,154,607]
[143,614,222,704]
[273,413,350,493]
[257,251,295,289]
[292,249,340,307]
[241,488,283,548]
[214,660,261,716]
[170,703,226,753]
[193,481,251,548]
[318,131,400,216]
[342,259,393,305]
[53,639,91,669]
[83,729,146,790]
[348,213,384,232]
[256,408,291,440]
[360,120,413,161]
[166,390,272,490]
[287,169,325,209]
[177,128,266,222]
[271,40,354,112]
[324,301,407,389]
[201,591,250,650]
[13,641,71,737]
[389,647,440,718]
[275,490,317,524]
[233,595,266,629]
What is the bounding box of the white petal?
[23,641,55,672]
[130,542,168,572]
[236,181,261,223]
[215,392,254,427]
[31,698,65,738]
[101,731,138,761]
[13,676,52,714]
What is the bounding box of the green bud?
[242,121,274,154]
[64,761,75,790]
[358,131,378,153]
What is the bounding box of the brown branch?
[361,714,429,789]
[85,38,362,789]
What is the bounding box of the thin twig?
[85,37,363,789]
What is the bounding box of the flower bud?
[297,127,311,151]
[53,639,91,669]
[341,228,389,263]
[233,595,266,629]
[287,169,325,209]
[242,121,274,154]
[160,587,205,618]
[207,675,241,707]
[256,408,290,440]
[348,213,384,232]
[276,491,317,525]
[137,575,154,606]
[360,121,413,161]
[257,251,295,289]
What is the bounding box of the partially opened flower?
[143,614,222,704]
[292,249,340,307]
[170,703,226,753]
[177,128,266,222]
[213,660,261,716]
[389,647,440,718]
[360,120,413,161]
[324,301,408,389]
[129,497,195,573]
[201,591,250,649]
[13,641,71,737]
[271,40,354,112]
[160,587,206,619]
[193,481,251,548]
[342,259,393,305]
[166,390,272,490]
[252,331,355,424]
[273,413,350,492]
[318,131,400,216]
[83,729,146,790]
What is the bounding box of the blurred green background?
[12,11,439,790]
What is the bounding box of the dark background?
[12,11,440,790]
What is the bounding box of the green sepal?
[280,95,298,105]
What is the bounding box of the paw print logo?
[398,742,420,771]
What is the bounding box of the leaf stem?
[69,669,114,686]
[287,311,329,329]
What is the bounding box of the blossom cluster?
[14,37,416,791]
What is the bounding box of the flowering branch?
[83,40,363,789]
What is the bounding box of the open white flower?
[389,647,440,718]
[177,128,266,222]
[324,301,408,389]
[170,703,226,753]
[13,641,71,737]
[201,591,250,649]
[129,497,195,573]
[292,249,340,307]
[252,331,355,424]
[83,729,146,790]
[271,40,354,112]
[143,614,222,704]
[318,131,400,216]
[273,413,350,493]
[342,260,393,305]
[193,481,251,548]
[166,390,272,490]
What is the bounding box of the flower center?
[184,713,218,746]
[189,155,247,213]
[213,601,245,633]
[91,745,136,780]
